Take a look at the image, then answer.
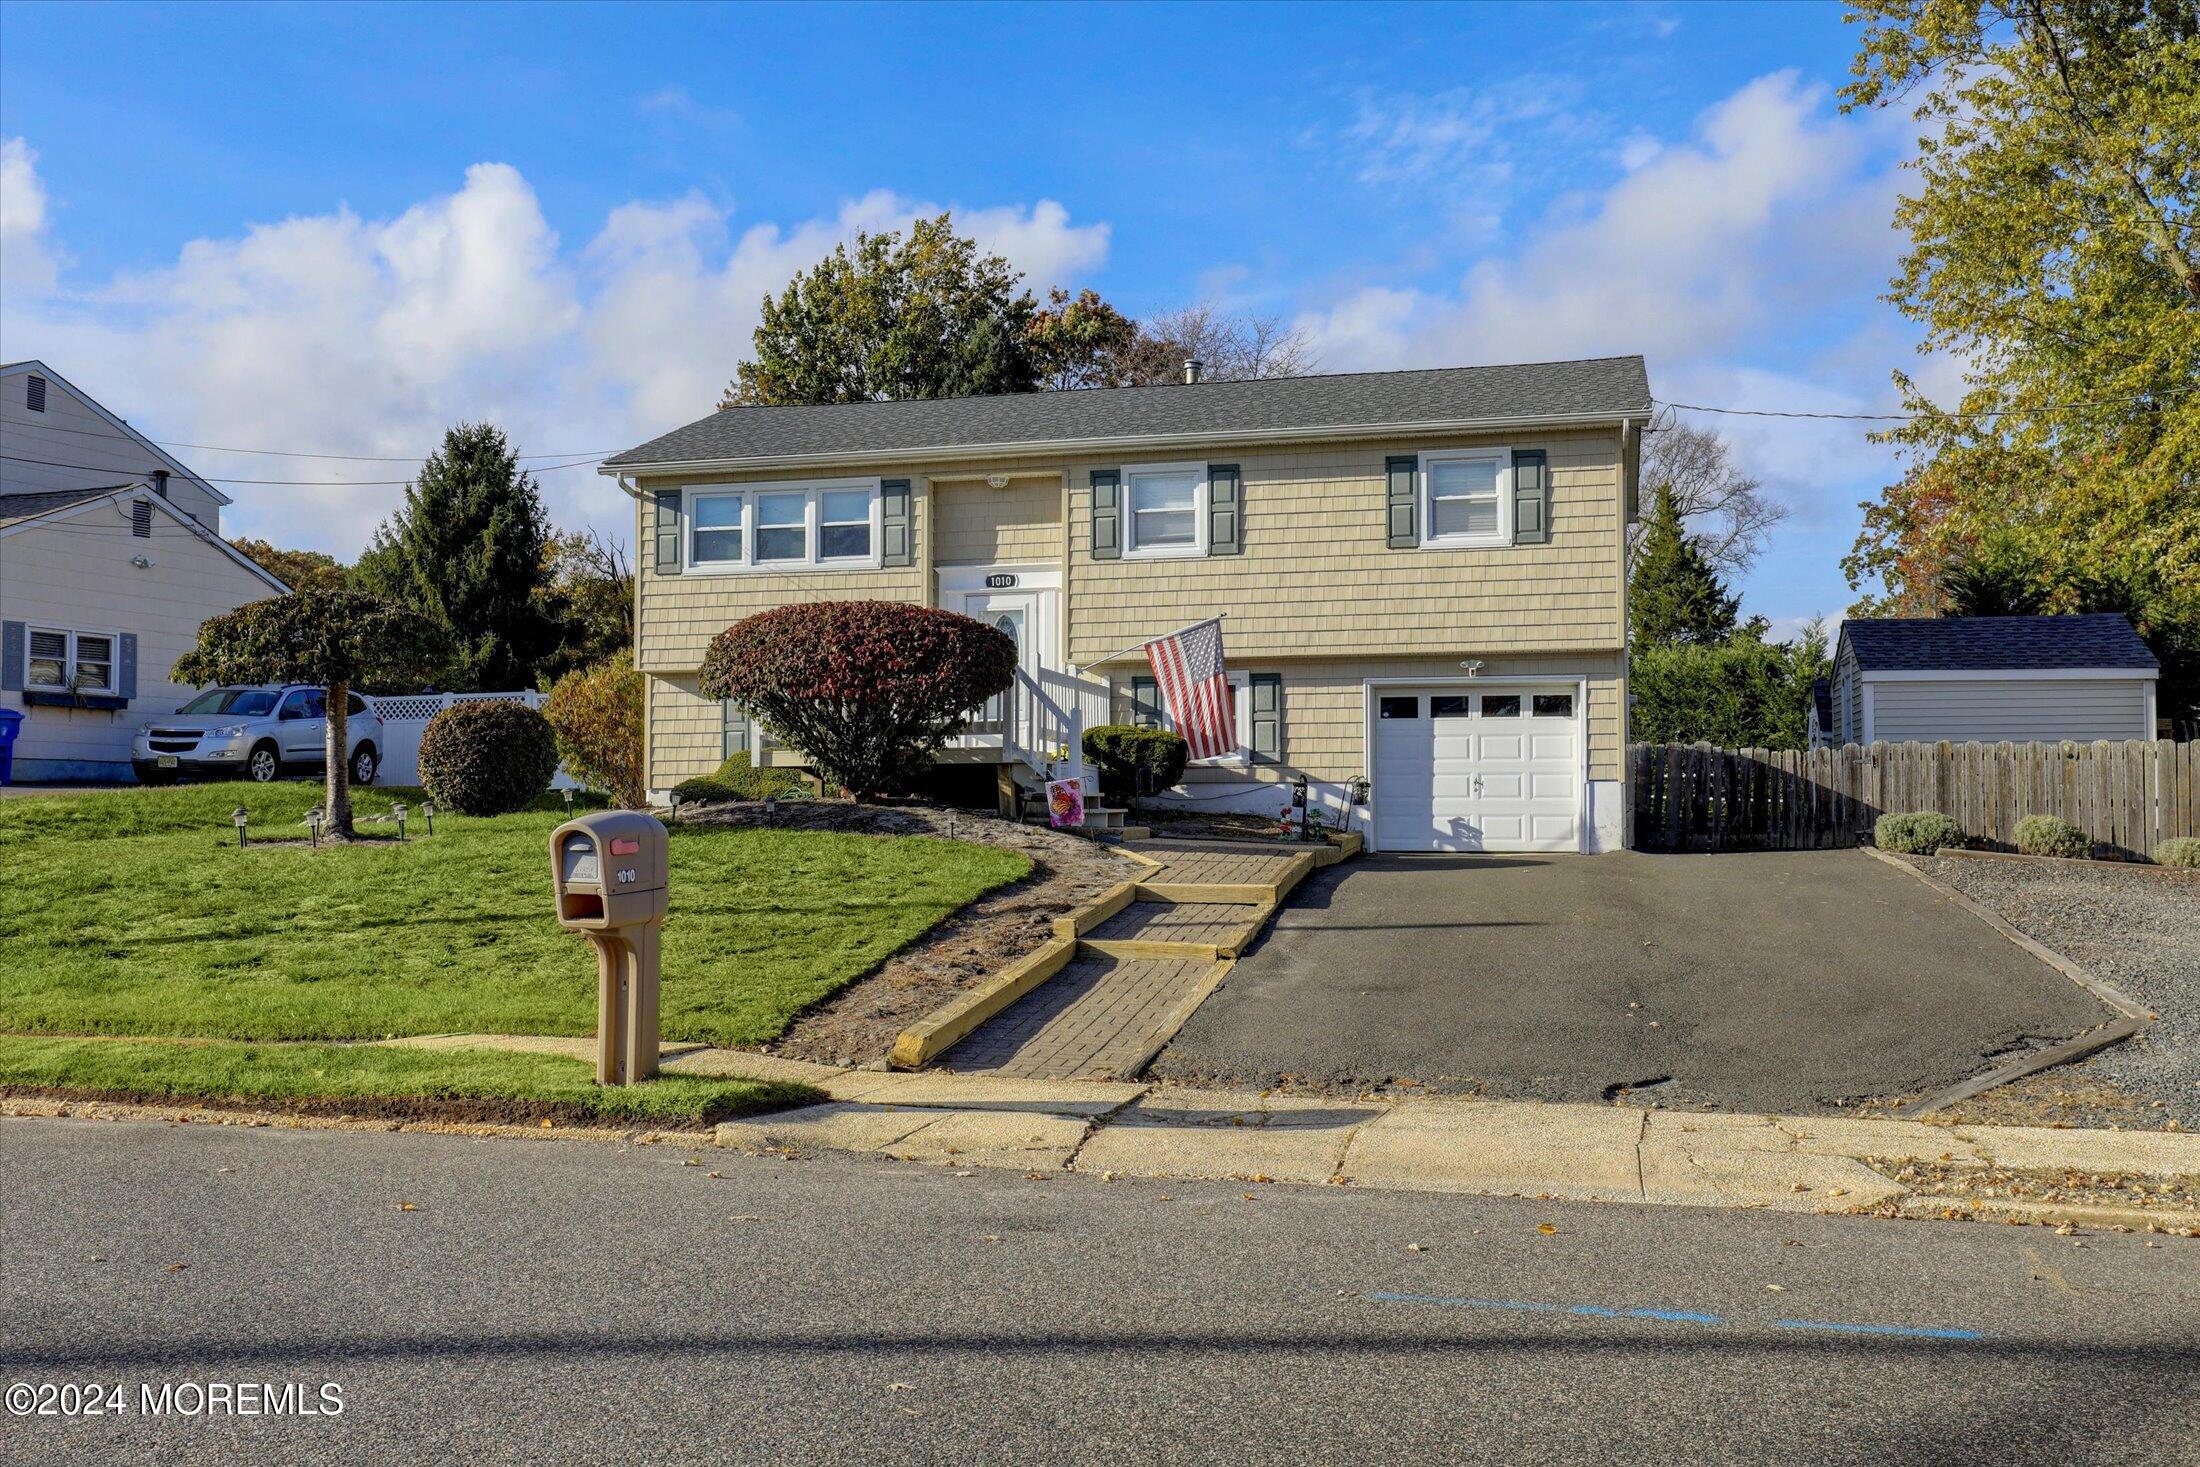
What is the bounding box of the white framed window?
[1419,447,1511,548]
[1120,669,1252,764]
[682,479,884,573]
[1122,460,1207,558]
[27,627,115,691]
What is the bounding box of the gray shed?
[1819,615,2160,747]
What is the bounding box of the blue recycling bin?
[0,706,22,785]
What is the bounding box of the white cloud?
[0,136,60,299]
[2,150,1110,555]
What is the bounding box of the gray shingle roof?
[1842,615,2158,672]
[0,485,138,528]
[604,356,1652,469]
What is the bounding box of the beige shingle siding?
[1065,430,1622,664]
[1142,654,1625,786]
[932,478,1063,566]
[646,673,726,788]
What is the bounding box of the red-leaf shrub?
[698,602,1017,798]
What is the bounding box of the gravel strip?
[1915,855,2200,1131]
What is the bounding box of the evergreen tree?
[1628,480,1741,647]
[356,422,556,690]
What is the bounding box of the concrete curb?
[705,1076,2200,1229]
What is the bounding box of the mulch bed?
[674,798,1144,1066]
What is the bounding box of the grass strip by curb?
[0,1035,824,1129]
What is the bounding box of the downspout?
[619,474,653,803]
[1618,416,1636,854]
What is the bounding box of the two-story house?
[604,356,1648,852]
[1,361,287,781]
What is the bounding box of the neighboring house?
[1,361,286,781]
[1816,615,2160,748]
[604,357,1650,853]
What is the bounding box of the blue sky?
[1,1,1931,631]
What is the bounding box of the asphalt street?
[3,1113,2196,1466]
[1154,850,2108,1109]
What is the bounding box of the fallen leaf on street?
[1765,1284,1786,1292]
[397,1201,416,1212]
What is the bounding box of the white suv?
[134,684,383,785]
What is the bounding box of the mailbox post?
[549,811,669,1085]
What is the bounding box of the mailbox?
[550,810,669,1085]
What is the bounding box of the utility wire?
[0,451,605,486]
[5,417,623,462]
[1655,387,2195,423]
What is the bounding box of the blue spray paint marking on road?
[1775,1319,1986,1342]
[1368,1293,1983,1342]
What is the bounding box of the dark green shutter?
[652,488,682,576]
[721,701,749,761]
[118,633,138,700]
[1385,456,1418,547]
[1,621,23,692]
[1090,469,1122,560]
[1512,449,1550,545]
[880,478,913,566]
[1248,672,1283,761]
[1130,675,1161,728]
[1207,464,1242,556]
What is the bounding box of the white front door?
[962,595,1033,738]
[1371,684,1582,852]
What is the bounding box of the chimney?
[1183,359,1204,385]
[150,470,170,499]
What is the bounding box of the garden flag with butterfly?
[1144,617,1235,760]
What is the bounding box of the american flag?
[1144,618,1234,760]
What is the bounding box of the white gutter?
[598,408,1643,489]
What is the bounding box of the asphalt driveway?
[1149,849,2112,1113]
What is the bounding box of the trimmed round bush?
[1083,724,1190,806]
[699,602,1017,798]
[417,700,558,815]
[2015,814,2092,860]
[2154,837,2200,869]
[1874,811,1965,855]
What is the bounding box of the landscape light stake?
[421,800,436,837]
[393,803,408,842]
[307,808,323,849]
[231,807,249,849]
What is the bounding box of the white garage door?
[1371,685,1582,852]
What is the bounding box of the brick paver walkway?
[1137,848,1302,885]
[1086,900,1262,949]
[942,952,1227,1080]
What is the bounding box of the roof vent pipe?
[1183,359,1203,385]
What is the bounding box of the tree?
[230,539,351,595]
[543,653,645,809]
[1110,304,1318,385]
[723,215,1042,406]
[355,422,557,690]
[697,602,1017,799]
[537,529,634,682]
[173,590,448,837]
[1633,421,1785,576]
[1628,480,1742,647]
[1630,623,1830,751]
[1842,0,2200,721]
[1026,287,1140,391]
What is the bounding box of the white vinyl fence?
[367,690,576,790]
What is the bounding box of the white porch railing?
[954,665,1109,793]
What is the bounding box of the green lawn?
[0,782,1030,1048]
[0,1035,820,1124]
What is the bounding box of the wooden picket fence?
[1629,739,2200,856]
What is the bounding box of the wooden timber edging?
[887,842,1338,1071]
[1631,738,2199,857]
